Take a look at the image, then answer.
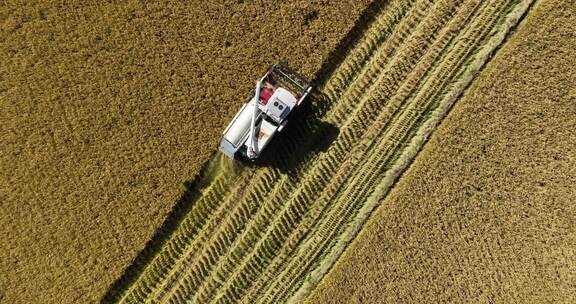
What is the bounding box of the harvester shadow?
[254,91,339,174]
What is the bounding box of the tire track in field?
[114,0,535,303]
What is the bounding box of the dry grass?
[307,0,576,302]
[0,1,372,303]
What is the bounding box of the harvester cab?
[219,62,313,160]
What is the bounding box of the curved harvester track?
[112,0,535,303]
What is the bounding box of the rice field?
[109,0,535,302]
[308,0,576,301]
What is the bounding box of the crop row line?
[254,0,495,301]
[237,0,470,302]
[120,155,241,303]
[148,167,256,303]
[153,166,279,303]
[202,0,462,301]
[290,0,536,301]
[162,167,284,303]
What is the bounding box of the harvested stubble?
[114,0,535,303]
[0,1,372,303]
[307,0,576,302]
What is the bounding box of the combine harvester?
[219,62,313,160]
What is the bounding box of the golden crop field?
[308,0,576,302]
[0,1,372,303]
[108,0,536,303]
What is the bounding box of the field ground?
[111,0,535,303]
[0,1,372,303]
[308,0,576,302]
